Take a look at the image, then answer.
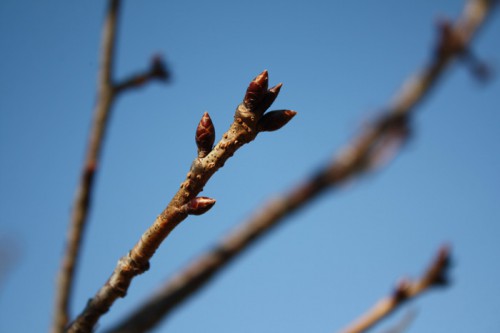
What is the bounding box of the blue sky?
[0,1,499,332]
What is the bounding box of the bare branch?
[103,1,496,332]
[53,1,170,332]
[52,1,121,332]
[338,246,451,333]
[66,70,295,333]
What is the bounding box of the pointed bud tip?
[257,69,268,78]
[270,82,283,93]
[200,111,212,126]
[252,70,269,86]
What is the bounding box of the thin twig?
[52,1,120,332]
[66,70,295,333]
[338,246,451,333]
[53,1,170,332]
[103,1,496,332]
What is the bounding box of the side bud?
[257,110,297,132]
[243,70,269,109]
[183,197,216,216]
[196,112,215,158]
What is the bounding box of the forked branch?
[53,1,169,332]
[66,70,295,333]
[337,246,451,333]
[104,1,496,332]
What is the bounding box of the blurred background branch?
[338,246,450,333]
[52,1,169,332]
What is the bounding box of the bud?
[196,112,215,158]
[257,110,297,132]
[184,197,216,216]
[254,83,283,116]
[244,70,269,109]
[149,55,170,81]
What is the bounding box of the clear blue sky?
[1,1,499,332]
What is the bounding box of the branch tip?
[150,55,170,82]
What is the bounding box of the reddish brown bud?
[244,70,269,109]
[254,83,283,116]
[184,197,216,215]
[149,55,170,81]
[196,112,215,158]
[257,110,297,132]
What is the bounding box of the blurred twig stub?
[338,246,451,333]
[104,1,496,332]
[53,0,170,332]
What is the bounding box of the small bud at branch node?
[183,197,216,216]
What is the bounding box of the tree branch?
[103,1,496,332]
[66,70,295,333]
[52,1,120,332]
[53,1,170,332]
[338,246,451,333]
